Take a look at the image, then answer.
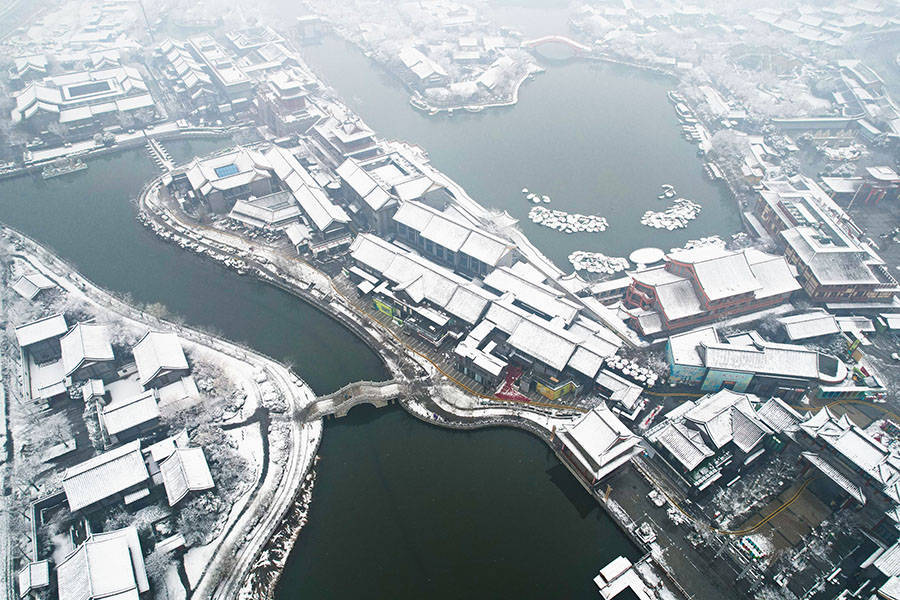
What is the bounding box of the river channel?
[0,141,639,597]
[0,139,386,393]
[0,29,729,597]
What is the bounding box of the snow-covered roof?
[18,560,49,598]
[15,314,67,348]
[133,331,189,387]
[12,66,155,125]
[81,379,105,402]
[398,46,447,80]
[267,146,349,232]
[874,541,900,577]
[392,201,513,267]
[667,326,719,367]
[744,249,801,299]
[567,346,604,379]
[700,338,845,383]
[647,420,714,471]
[62,441,149,511]
[159,447,215,506]
[56,526,149,600]
[778,310,840,341]
[594,369,643,411]
[336,158,394,212]
[670,247,761,301]
[60,323,114,376]
[799,407,900,502]
[453,333,508,378]
[557,403,642,480]
[350,234,494,324]
[781,227,883,286]
[185,147,272,195]
[483,265,580,325]
[507,316,577,372]
[879,313,900,330]
[11,272,56,300]
[285,222,311,246]
[653,278,704,321]
[101,390,160,436]
[229,190,302,228]
[836,315,875,333]
[683,389,771,452]
[444,285,493,325]
[754,397,804,433]
[801,451,867,505]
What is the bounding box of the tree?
[46,121,68,140]
[118,111,136,130]
[143,550,175,590]
[176,492,226,546]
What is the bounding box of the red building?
[623,247,800,336]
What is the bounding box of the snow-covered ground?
[2,228,321,600]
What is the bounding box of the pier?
[144,135,175,171]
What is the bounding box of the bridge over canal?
[522,35,592,55]
[303,378,411,419]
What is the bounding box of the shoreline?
[0,125,232,182]
[408,63,546,115]
[0,223,324,600]
[135,180,665,596]
[327,31,545,116]
[3,42,748,598]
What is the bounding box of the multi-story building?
[391,200,515,277]
[666,327,846,397]
[157,39,218,112]
[256,69,321,136]
[798,407,900,543]
[170,145,350,248]
[553,403,643,488]
[11,66,156,135]
[756,176,899,303]
[335,151,452,234]
[348,234,621,398]
[623,246,800,336]
[645,389,799,493]
[308,108,379,166]
[187,35,255,108]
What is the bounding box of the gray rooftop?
[62,441,149,511]
[15,313,68,348]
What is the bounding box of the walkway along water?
[0,224,322,600]
[136,170,715,599]
[0,55,753,594]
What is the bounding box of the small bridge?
[304,378,408,419]
[522,35,591,54]
[145,135,175,171]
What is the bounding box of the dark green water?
[0,137,638,598]
[0,35,694,596]
[0,139,386,394]
[300,37,743,269]
[276,407,638,599]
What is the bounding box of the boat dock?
[145,135,174,171]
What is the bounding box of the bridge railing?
[315,378,400,402]
[300,378,409,419]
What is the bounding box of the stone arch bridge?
[522,35,592,54]
[303,378,412,420]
